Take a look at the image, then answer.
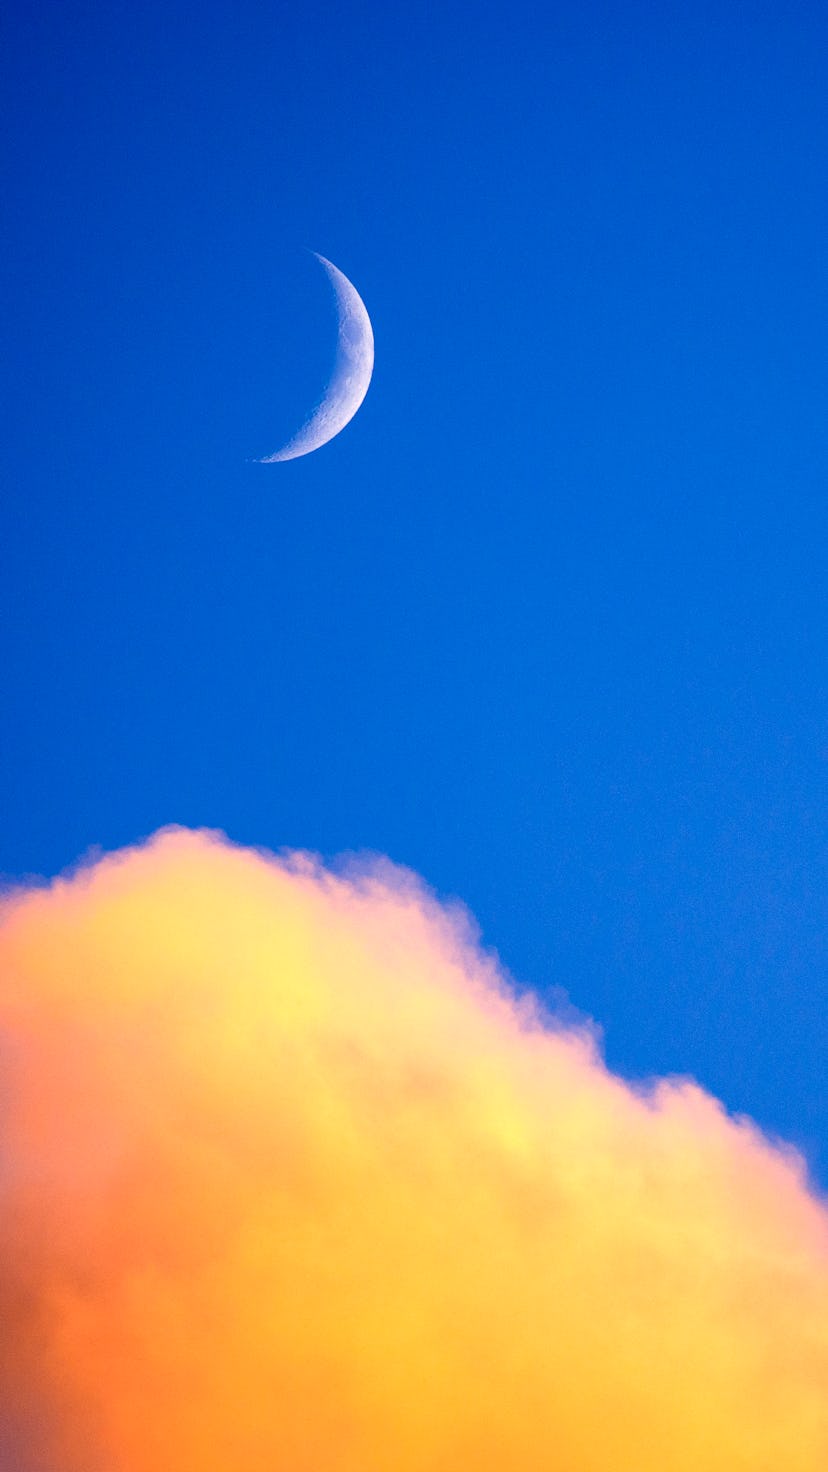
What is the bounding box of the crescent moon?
[259,254,374,462]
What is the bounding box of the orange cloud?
[0,827,826,1471]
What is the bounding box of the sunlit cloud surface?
[1,828,826,1470]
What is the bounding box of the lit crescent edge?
[258,254,374,462]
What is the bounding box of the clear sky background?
[2,2,827,1181]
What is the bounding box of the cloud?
[0,827,826,1471]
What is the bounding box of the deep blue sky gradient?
[3,1,828,1180]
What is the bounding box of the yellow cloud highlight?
[0,827,826,1470]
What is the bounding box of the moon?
[259,253,374,462]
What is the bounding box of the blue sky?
[2,1,827,1180]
